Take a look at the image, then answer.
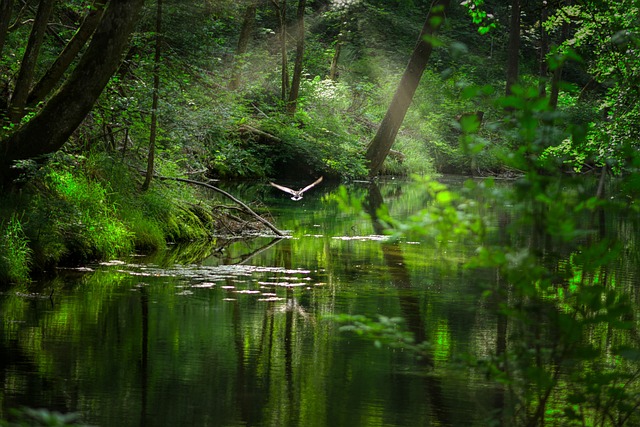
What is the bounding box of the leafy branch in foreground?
[0,407,88,427]
[331,80,640,426]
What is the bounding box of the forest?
[1,0,640,426]
[0,0,638,272]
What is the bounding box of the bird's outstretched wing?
[269,182,297,196]
[299,176,323,194]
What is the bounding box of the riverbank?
[0,152,273,285]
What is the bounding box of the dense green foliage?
[1,2,639,424]
[3,0,636,187]
[334,75,640,425]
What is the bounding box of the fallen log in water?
[147,173,285,237]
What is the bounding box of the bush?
[26,159,134,264]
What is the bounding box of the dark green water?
[1,177,637,426]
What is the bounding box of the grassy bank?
[0,152,218,284]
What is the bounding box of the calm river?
[1,176,637,426]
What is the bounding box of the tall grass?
[0,215,32,284]
[24,163,134,265]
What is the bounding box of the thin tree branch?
[151,174,286,237]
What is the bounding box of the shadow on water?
[140,286,149,427]
[134,236,285,268]
[365,182,452,426]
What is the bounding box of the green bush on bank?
[16,155,133,268]
[87,153,213,245]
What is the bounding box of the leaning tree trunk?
[228,0,257,90]
[0,0,146,187]
[27,0,107,107]
[8,0,56,123]
[0,0,13,57]
[142,0,163,191]
[365,0,450,178]
[286,0,306,115]
[505,0,521,96]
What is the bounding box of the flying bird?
[270,176,323,201]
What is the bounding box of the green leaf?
[422,35,444,47]
[450,41,469,57]
[459,114,481,133]
[436,191,453,204]
[497,95,525,110]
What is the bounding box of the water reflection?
[0,179,495,426]
[1,177,637,426]
[366,182,452,425]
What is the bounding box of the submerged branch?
[236,237,284,265]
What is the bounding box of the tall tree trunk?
[8,0,56,123]
[27,0,107,107]
[142,0,162,191]
[549,0,572,109]
[505,0,520,95]
[228,0,257,90]
[329,28,345,81]
[0,0,13,57]
[280,1,288,101]
[365,0,450,178]
[538,1,548,97]
[0,0,146,187]
[271,0,288,101]
[286,0,306,115]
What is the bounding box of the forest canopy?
[0,0,637,184]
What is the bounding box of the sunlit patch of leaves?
[460,0,497,34]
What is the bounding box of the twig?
[251,102,270,119]
[237,237,284,265]
[212,204,248,213]
[226,212,248,225]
